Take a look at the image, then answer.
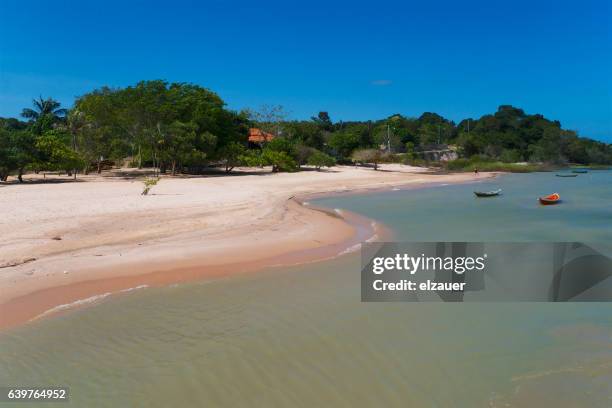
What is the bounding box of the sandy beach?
[0,165,494,329]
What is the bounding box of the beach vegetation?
[294,144,317,167]
[0,129,37,181]
[453,106,612,165]
[307,150,336,170]
[1,82,611,182]
[352,149,389,170]
[21,97,67,135]
[233,148,297,172]
[261,149,298,172]
[218,142,248,173]
[329,124,370,159]
[141,177,159,195]
[243,105,288,138]
[35,130,85,175]
[157,121,203,175]
[444,157,547,173]
[74,80,249,175]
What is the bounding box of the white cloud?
[371,79,392,86]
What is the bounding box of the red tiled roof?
[248,128,274,143]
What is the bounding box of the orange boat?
[539,193,560,205]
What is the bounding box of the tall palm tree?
[64,109,88,150]
[57,109,89,179]
[21,96,67,122]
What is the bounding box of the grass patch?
[444,159,551,173]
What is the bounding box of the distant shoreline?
[0,165,496,331]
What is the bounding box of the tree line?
[1,80,610,182]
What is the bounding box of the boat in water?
[474,189,502,197]
[556,174,578,177]
[539,193,560,205]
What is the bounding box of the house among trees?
[248,128,274,148]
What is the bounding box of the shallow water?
[1,171,611,407]
[316,170,612,242]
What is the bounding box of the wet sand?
[0,165,494,329]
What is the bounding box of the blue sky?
[1,0,610,140]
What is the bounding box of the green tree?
[311,111,333,131]
[266,137,296,156]
[237,149,265,168]
[0,129,39,182]
[21,97,67,134]
[35,130,84,174]
[294,144,316,167]
[329,124,368,159]
[373,118,406,152]
[307,150,336,170]
[416,112,456,146]
[75,88,125,172]
[158,121,202,175]
[56,109,90,177]
[405,141,415,154]
[21,96,67,122]
[0,129,17,181]
[261,149,297,172]
[76,80,245,174]
[284,121,325,150]
[499,149,523,163]
[351,148,387,170]
[0,117,28,131]
[217,142,247,173]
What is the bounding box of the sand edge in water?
[0,165,495,329]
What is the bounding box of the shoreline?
[1,204,386,330]
[0,166,498,331]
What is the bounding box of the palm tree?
[64,109,88,149]
[21,96,67,122]
[58,109,89,178]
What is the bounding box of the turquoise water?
[316,171,612,242]
[1,172,611,407]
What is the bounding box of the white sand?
[0,164,494,327]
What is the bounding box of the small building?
[248,128,274,147]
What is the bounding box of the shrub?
[307,150,336,170]
[266,137,296,156]
[218,142,247,173]
[444,159,546,173]
[295,144,316,166]
[499,149,523,163]
[141,177,159,195]
[402,156,431,168]
[261,149,298,172]
[238,150,264,168]
[351,148,389,170]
